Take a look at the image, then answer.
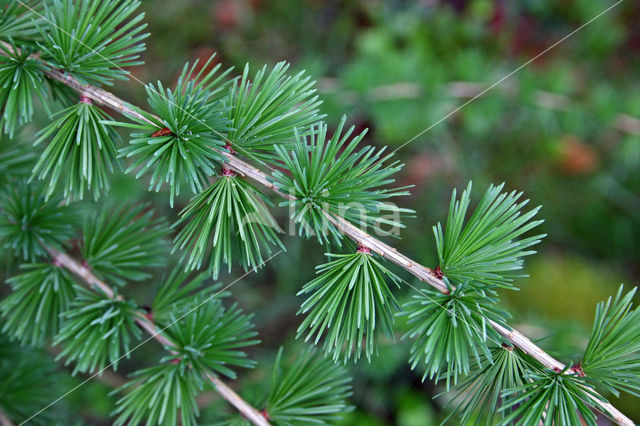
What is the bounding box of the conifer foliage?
[114,55,231,205]
[0,42,47,137]
[0,1,639,425]
[32,100,121,201]
[173,170,283,279]
[433,181,545,290]
[226,62,321,163]
[273,118,412,245]
[0,181,75,261]
[297,250,401,363]
[403,283,509,388]
[266,347,353,425]
[38,0,148,86]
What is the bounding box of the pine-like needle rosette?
[297,250,401,363]
[274,116,413,245]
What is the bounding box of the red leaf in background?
[404,153,453,187]
[489,0,506,33]
[192,46,222,75]
[214,0,242,30]
[557,135,598,175]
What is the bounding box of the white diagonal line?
[397,276,619,425]
[18,250,283,425]
[387,0,623,156]
[15,0,280,173]
[10,0,625,423]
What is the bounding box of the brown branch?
[45,246,270,426]
[49,345,218,409]
[50,248,115,298]
[206,373,270,425]
[38,65,289,199]
[54,344,218,410]
[0,408,14,426]
[11,50,632,425]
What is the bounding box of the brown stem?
[323,212,448,293]
[0,408,13,426]
[323,212,632,425]
[50,335,220,410]
[47,246,115,298]
[46,247,270,426]
[9,47,631,425]
[206,373,270,426]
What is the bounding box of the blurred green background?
[3,0,640,424]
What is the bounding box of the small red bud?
[356,244,371,254]
[433,265,444,279]
[225,141,236,154]
[142,306,153,322]
[151,127,174,137]
[222,167,237,177]
[571,363,586,377]
[260,409,271,420]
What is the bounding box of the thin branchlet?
[45,244,271,426]
[0,5,636,425]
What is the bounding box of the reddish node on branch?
[170,357,182,365]
[222,167,237,177]
[225,141,236,154]
[571,363,586,377]
[151,127,174,137]
[433,265,444,279]
[356,244,371,255]
[79,95,92,105]
[553,367,563,373]
[502,343,514,352]
[260,409,271,420]
[142,305,153,322]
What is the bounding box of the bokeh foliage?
[1,0,639,424]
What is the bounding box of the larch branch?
[9,49,632,426]
[44,246,270,426]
